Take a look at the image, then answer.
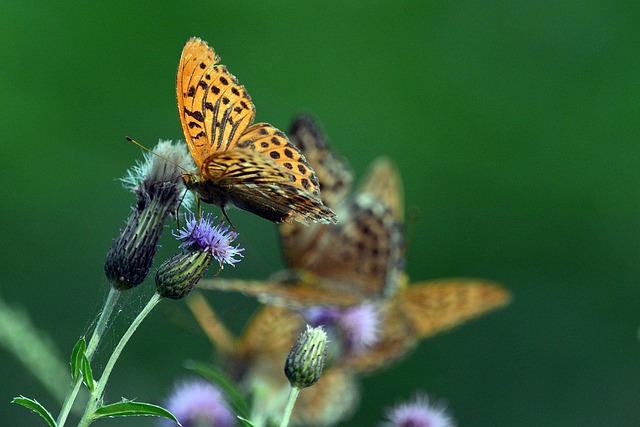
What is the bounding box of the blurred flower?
[105,140,193,290]
[305,303,381,355]
[156,213,243,299]
[284,325,328,389]
[160,379,236,427]
[381,394,455,427]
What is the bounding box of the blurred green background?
[1,1,639,426]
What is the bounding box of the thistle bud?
[105,140,194,290]
[155,213,243,299]
[284,325,328,389]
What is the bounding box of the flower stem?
[78,292,162,427]
[56,287,120,427]
[279,386,301,427]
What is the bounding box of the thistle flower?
[305,303,380,355]
[159,379,236,427]
[105,140,194,290]
[155,213,243,299]
[381,394,456,427]
[284,325,328,389]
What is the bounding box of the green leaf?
[71,337,87,381]
[12,396,57,427]
[237,415,256,427]
[93,401,181,425]
[185,360,250,416]
[80,352,94,392]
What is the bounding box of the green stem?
[56,288,120,427]
[78,293,162,427]
[279,386,301,427]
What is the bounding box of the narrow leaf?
[185,360,249,416]
[71,337,87,381]
[80,352,94,392]
[12,396,57,427]
[237,415,256,427]
[93,401,180,424]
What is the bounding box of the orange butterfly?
[177,38,336,224]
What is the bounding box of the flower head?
[304,303,381,355]
[284,325,328,389]
[173,212,244,267]
[381,394,456,427]
[105,140,193,290]
[156,213,243,299]
[160,379,236,427]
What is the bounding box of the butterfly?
[177,38,337,224]
[191,114,510,425]
[198,115,405,307]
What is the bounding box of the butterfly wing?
[359,157,404,222]
[398,278,511,338]
[177,37,256,166]
[198,277,364,309]
[279,115,354,269]
[278,115,404,299]
[344,278,510,372]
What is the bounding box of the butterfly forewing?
[176,38,336,224]
[359,157,404,222]
[177,38,255,163]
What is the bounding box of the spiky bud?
[284,325,328,389]
[105,140,193,290]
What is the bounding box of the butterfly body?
[177,38,336,224]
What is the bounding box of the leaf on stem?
[71,337,87,382]
[12,396,57,427]
[92,401,181,424]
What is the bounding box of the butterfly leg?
[186,292,237,354]
[220,205,236,230]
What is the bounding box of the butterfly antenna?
[125,136,189,174]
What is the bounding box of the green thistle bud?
[284,325,328,389]
[105,140,193,290]
[155,249,213,300]
[155,213,243,300]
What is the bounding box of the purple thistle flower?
[173,213,244,267]
[160,379,236,427]
[304,303,380,355]
[156,213,243,299]
[337,303,380,353]
[381,394,456,427]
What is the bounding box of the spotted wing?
[177,37,256,166]
[290,193,404,299]
[202,148,336,224]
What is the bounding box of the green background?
[2,1,639,426]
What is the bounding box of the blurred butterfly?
[191,114,510,425]
[177,38,336,224]
[198,115,405,307]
